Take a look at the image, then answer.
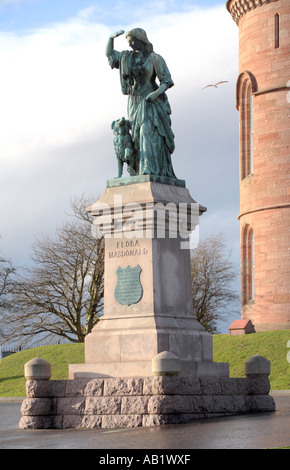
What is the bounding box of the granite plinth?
[19,376,275,430]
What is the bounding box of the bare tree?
[0,258,14,310]
[191,233,239,333]
[2,195,104,346]
[0,239,15,339]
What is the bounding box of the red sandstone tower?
[226,0,290,331]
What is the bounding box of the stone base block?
[69,315,229,379]
[69,360,229,379]
[19,376,275,430]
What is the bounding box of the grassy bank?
[213,330,290,390]
[0,330,289,396]
[0,343,85,397]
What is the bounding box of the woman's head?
[126,28,153,53]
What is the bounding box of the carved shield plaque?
[114,265,143,306]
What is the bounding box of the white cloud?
[0,4,239,269]
[0,20,125,164]
[0,5,237,160]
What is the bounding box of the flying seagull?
[203,81,229,89]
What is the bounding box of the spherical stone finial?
[24,357,52,381]
[152,351,181,376]
[244,355,271,378]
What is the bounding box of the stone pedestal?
[19,179,275,431]
[69,178,229,379]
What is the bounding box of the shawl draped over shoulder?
[108,50,174,96]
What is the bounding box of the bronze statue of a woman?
[106,28,176,178]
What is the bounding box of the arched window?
[240,77,253,179]
[236,72,257,180]
[275,13,280,49]
[241,224,255,305]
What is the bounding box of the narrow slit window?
[240,78,253,179]
[250,93,254,174]
[250,229,255,300]
[242,225,255,305]
[275,13,280,49]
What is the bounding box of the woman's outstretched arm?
[105,30,125,57]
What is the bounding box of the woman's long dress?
[108,50,176,178]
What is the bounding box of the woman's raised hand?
[110,30,125,39]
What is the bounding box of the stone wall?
[19,376,275,430]
[227,0,290,331]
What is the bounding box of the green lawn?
[213,330,290,390]
[0,330,289,397]
[0,343,85,397]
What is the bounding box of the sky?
[0,0,240,332]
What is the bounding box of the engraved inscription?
[114,265,143,306]
[108,240,149,259]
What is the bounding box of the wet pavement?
[0,393,289,449]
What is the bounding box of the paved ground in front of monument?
[0,394,289,449]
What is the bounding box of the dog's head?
[111,117,131,135]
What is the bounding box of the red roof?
[229,319,252,329]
